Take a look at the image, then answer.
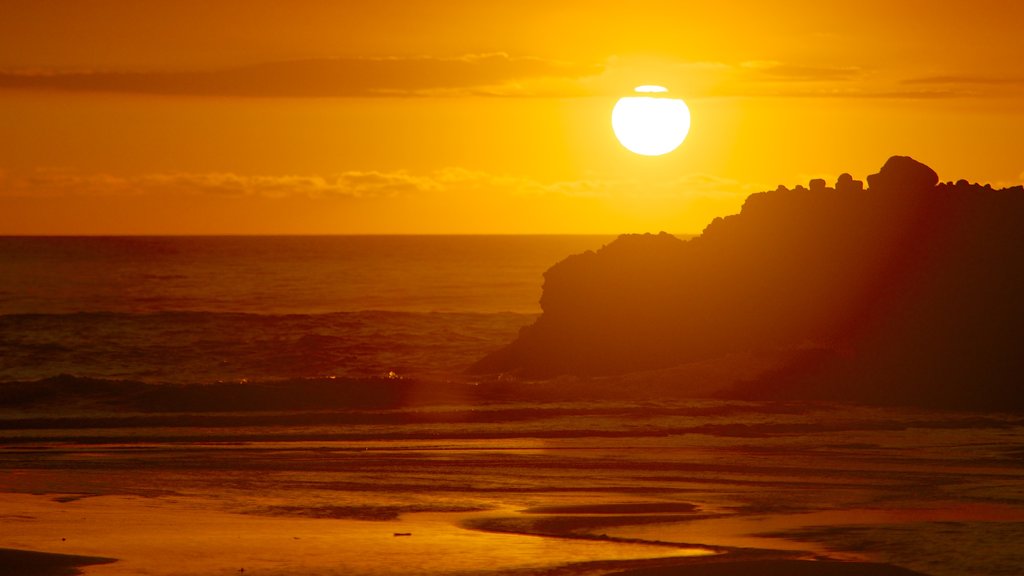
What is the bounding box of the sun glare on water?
[612,86,691,157]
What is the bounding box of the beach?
[2,396,1022,575]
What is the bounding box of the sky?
[1,0,1022,234]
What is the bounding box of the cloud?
[0,167,752,202]
[751,87,969,99]
[2,53,994,100]
[584,57,964,100]
[0,169,446,199]
[661,173,754,198]
[597,57,1019,100]
[740,61,863,81]
[0,53,602,98]
[903,75,1024,86]
[895,74,1024,99]
[145,171,448,199]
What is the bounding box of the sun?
[612,86,691,156]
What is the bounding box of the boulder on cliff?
[866,155,938,192]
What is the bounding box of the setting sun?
[611,86,691,156]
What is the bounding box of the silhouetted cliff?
[473,156,1024,410]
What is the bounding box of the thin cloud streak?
[0,168,753,202]
[903,75,1024,86]
[0,170,444,199]
[3,54,1002,100]
[740,61,863,81]
[0,53,602,98]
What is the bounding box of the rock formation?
[472,156,1024,410]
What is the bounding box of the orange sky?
[1,0,1022,234]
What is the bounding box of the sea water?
[0,235,612,383]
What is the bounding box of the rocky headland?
[473,157,1024,411]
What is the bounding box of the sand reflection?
[0,493,705,575]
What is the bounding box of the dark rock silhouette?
[472,156,1024,411]
[835,173,863,193]
[866,155,938,192]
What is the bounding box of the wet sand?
[0,493,707,575]
[0,496,927,576]
[1,400,1022,575]
[609,558,927,575]
[0,490,1013,576]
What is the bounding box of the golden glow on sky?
[612,86,690,156]
[0,1,1022,234]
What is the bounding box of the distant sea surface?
[0,235,613,383]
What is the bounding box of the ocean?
[0,235,612,383]
[1,236,1022,576]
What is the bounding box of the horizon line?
[0,232,699,238]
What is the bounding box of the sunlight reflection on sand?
[0,493,709,576]
[2,401,1023,575]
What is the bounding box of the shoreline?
[1,398,1021,575]
[0,547,116,576]
[0,544,928,576]
[0,491,938,576]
